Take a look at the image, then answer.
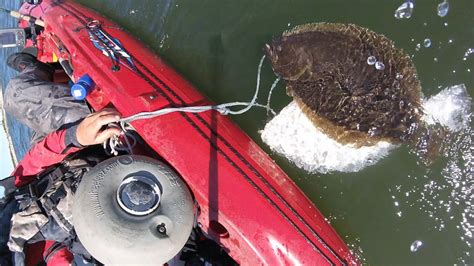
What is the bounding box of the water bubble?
[396,73,404,80]
[423,38,431,48]
[437,0,449,17]
[423,22,428,26]
[394,1,414,19]
[434,57,438,62]
[448,39,454,44]
[367,56,377,65]
[415,43,421,51]
[410,240,423,252]
[444,22,448,27]
[375,61,385,70]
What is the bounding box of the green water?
[75,0,473,264]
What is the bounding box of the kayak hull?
[19,1,357,264]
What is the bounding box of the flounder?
[264,23,423,146]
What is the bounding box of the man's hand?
[76,109,122,146]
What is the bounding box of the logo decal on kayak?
[87,22,136,72]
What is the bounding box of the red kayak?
[18,1,357,264]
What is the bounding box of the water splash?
[410,240,423,252]
[394,85,473,263]
[463,48,474,61]
[437,0,449,17]
[423,84,471,132]
[346,238,366,264]
[394,1,414,19]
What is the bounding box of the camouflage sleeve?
[12,127,82,187]
[3,65,90,139]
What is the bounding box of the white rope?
[120,55,277,124]
[106,54,281,155]
[103,123,136,156]
[266,77,281,116]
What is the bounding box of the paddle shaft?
[1,8,45,27]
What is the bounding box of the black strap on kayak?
[29,22,38,46]
[14,164,68,203]
[10,144,108,205]
[41,184,74,233]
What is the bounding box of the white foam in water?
[260,84,471,173]
[423,84,471,132]
[260,101,398,173]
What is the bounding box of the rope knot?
[217,107,230,115]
